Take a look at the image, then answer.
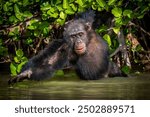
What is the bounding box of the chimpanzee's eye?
[71,35,76,38]
[78,32,84,37]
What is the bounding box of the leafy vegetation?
[0,0,150,75]
[10,49,28,76]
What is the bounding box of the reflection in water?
[0,73,150,100]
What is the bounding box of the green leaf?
[10,63,17,76]
[8,31,15,36]
[122,17,130,25]
[48,7,55,13]
[9,16,17,22]
[69,0,75,3]
[63,0,69,9]
[14,56,20,63]
[30,19,39,24]
[23,0,29,6]
[47,9,58,18]
[0,46,8,56]
[96,25,107,33]
[34,30,40,37]
[56,18,65,25]
[137,14,145,19]
[96,0,106,8]
[50,12,59,18]
[16,49,24,57]
[39,21,49,29]
[76,0,83,6]
[3,3,8,11]
[23,11,33,18]
[21,57,28,62]
[103,34,111,47]
[56,4,64,11]
[65,6,75,15]
[111,7,122,17]
[141,6,149,14]
[135,45,143,52]
[17,61,27,73]
[51,0,61,5]
[70,3,77,11]
[15,13,23,21]
[43,27,49,36]
[92,2,98,10]
[41,4,51,11]
[108,0,116,5]
[27,20,39,30]
[78,6,85,12]
[121,65,130,74]
[8,28,19,36]
[55,70,64,76]
[14,4,20,13]
[25,38,33,45]
[60,11,66,19]
[14,28,19,34]
[115,17,123,26]
[123,10,132,18]
[14,4,24,21]
[113,27,120,34]
[27,25,35,30]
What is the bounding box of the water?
[0,72,150,100]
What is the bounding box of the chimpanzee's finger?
[8,76,18,85]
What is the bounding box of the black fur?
[26,40,69,80]
[8,10,125,84]
[75,35,109,80]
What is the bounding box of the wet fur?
[20,39,69,80]
[8,10,125,84]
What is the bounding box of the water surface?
[0,72,150,100]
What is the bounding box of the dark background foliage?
[0,0,149,75]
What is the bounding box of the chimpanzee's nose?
[76,39,82,44]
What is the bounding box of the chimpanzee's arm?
[8,39,69,85]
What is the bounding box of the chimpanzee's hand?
[8,76,22,85]
[8,70,32,85]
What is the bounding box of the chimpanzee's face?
[63,20,89,55]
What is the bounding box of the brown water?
[0,72,150,100]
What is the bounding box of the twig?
[129,21,150,37]
[33,38,43,54]
[0,13,39,31]
[0,58,11,63]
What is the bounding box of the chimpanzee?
[8,10,124,85]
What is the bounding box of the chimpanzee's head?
[63,19,92,55]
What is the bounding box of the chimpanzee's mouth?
[74,43,86,55]
[74,47,86,55]
[76,47,84,51]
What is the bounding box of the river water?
[0,72,150,100]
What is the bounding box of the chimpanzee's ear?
[85,22,92,31]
